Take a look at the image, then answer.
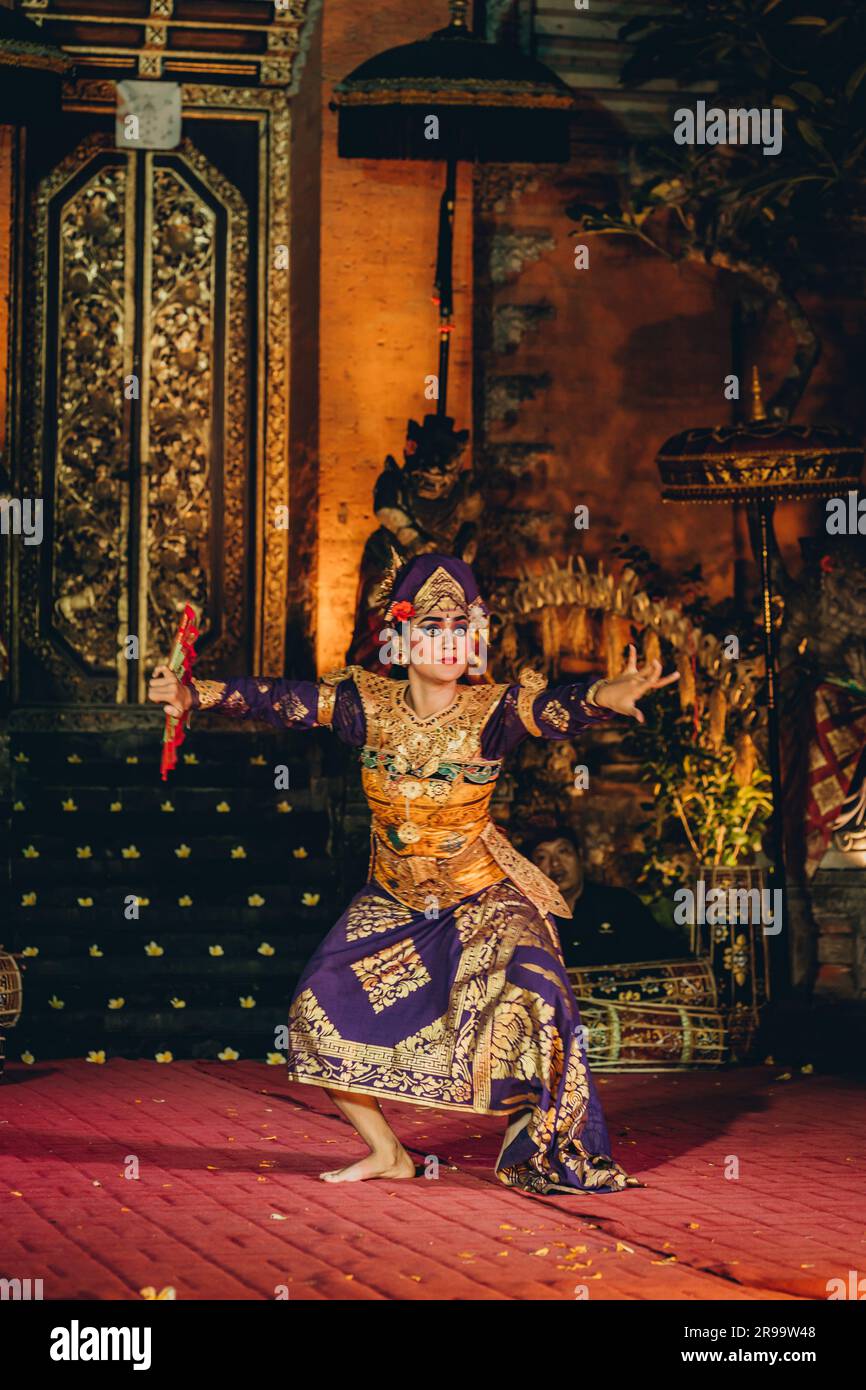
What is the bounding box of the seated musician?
[525,824,683,968]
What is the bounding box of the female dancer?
[148,554,677,1195]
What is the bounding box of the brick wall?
[315,1,474,671]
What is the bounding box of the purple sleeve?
[329,679,367,747]
[189,675,366,747]
[480,677,617,759]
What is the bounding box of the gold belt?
[370,821,570,920]
[371,828,503,911]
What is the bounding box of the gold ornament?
[708,687,727,750]
[410,565,470,620]
[370,545,404,613]
[643,628,661,667]
[732,731,757,788]
[677,651,696,709]
[517,667,547,693]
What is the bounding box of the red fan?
[159,604,199,782]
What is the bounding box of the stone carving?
[347,414,482,667]
[476,166,540,215]
[831,779,866,858]
[485,373,552,428]
[489,230,556,285]
[493,303,555,354]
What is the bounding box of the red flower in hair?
[820,554,835,574]
[391,600,415,622]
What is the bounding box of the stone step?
[11,787,320,814]
[5,1008,293,1061]
[10,827,330,859]
[1,719,358,1057]
[7,899,335,929]
[11,763,316,791]
[13,953,322,986]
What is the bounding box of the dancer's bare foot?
[319,1144,416,1184]
[320,1087,415,1183]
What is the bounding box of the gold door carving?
[21,131,249,702]
[53,157,130,684]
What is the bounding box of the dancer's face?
[410,606,470,684]
[531,838,584,898]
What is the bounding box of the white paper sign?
[116,81,182,151]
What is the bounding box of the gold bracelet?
[585,678,608,710]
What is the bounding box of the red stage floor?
[2,1060,864,1301]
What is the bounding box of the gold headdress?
[375,558,472,624]
[371,552,490,665]
[408,566,470,621]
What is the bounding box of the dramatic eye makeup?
[418,611,468,634]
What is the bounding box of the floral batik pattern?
[345,894,414,942]
[351,939,432,1014]
[285,879,637,1193]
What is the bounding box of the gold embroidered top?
[320,665,572,918]
[190,664,614,920]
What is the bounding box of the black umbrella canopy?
[0,6,72,127]
[332,1,574,163]
[657,418,863,504]
[656,371,863,505]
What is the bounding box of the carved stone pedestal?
[810,865,866,999]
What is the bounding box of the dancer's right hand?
[148,664,193,720]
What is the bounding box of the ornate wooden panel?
[20,130,249,702]
[18,0,320,91]
[51,151,131,689]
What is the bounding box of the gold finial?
[369,545,403,612]
[750,366,767,423]
[450,0,469,27]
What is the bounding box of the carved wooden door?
[17,131,250,703]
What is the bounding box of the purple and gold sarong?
[191,658,639,1195]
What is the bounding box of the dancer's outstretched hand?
[592,644,680,724]
[148,664,193,720]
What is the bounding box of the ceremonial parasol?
[331,0,573,417]
[656,369,864,991]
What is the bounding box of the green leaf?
[845,61,866,103]
[787,16,827,24]
[790,82,823,104]
[796,118,828,152]
[844,134,866,168]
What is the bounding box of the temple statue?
[346,413,481,667]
